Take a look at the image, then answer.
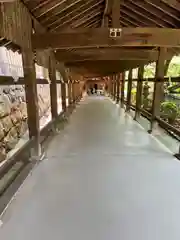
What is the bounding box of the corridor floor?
[0,96,180,240]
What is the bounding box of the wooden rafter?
[127,0,178,27]
[120,8,148,26]
[50,2,103,30]
[70,8,103,28]
[47,0,102,28]
[145,0,180,22]
[121,1,165,27]
[128,0,176,27]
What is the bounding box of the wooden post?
[49,55,58,119]
[121,72,125,107]
[126,69,133,112]
[72,82,75,103]
[22,48,41,158]
[116,74,120,103]
[149,47,166,133]
[134,66,144,120]
[113,75,117,101]
[61,82,66,111]
[111,76,114,98]
[112,0,120,28]
[68,81,72,105]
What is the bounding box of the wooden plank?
[32,28,180,49]
[134,66,144,120]
[126,69,133,112]
[149,47,166,133]
[49,54,58,119]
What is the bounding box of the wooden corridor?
[0,96,179,240]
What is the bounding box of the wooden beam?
[32,28,180,50]
[71,8,103,28]
[149,47,166,133]
[145,0,180,22]
[49,54,58,119]
[126,69,133,112]
[50,0,103,30]
[55,49,166,62]
[134,66,144,120]
[121,1,165,27]
[127,0,178,27]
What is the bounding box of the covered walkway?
[0,96,180,240]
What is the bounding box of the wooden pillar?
[72,82,75,103]
[111,76,114,97]
[116,73,120,103]
[49,55,58,119]
[149,47,166,133]
[112,0,120,28]
[68,82,72,105]
[22,48,41,157]
[113,75,117,101]
[120,72,125,107]
[61,82,66,111]
[126,69,133,112]
[134,66,144,120]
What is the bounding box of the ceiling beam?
[51,2,103,31]
[121,1,165,27]
[120,9,148,26]
[55,49,170,62]
[47,0,102,29]
[145,0,180,22]
[71,9,103,28]
[32,28,180,50]
[126,0,178,27]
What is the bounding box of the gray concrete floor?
[0,96,180,240]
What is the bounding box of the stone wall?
[0,84,51,163]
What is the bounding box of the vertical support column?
[116,73,120,103]
[112,0,121,28]
[61,82,66,111]
[22,48,41,158]
[134,66,144,120]
[126,69,133,112]
[72,82,75,103]
[120,72,125,107]
[111,76,114,98]
[113,75,117,101]
[68,81,72,105]
[149,47,166,133]
[49,55,58,119]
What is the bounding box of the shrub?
[160,101,179,124]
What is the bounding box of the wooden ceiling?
[23,0,180,30]
[23,0,180,76]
